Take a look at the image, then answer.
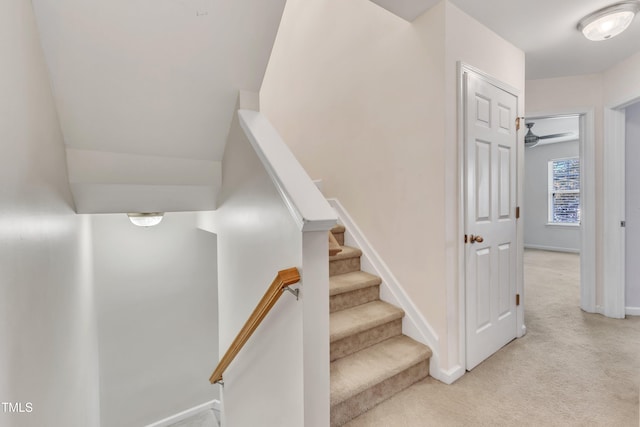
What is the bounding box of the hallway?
[345,250,640,426]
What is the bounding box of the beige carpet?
[329,223,431,426]
[344,249,640,426]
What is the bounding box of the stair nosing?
[329,271,382,297]
[329,246,361,261]
[330,301,404,342]
[331,224,346,233]
[330,335,431,406]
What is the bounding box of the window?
[548,157,580,225]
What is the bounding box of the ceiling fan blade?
[538,132,574,139]
[524,140,539,148]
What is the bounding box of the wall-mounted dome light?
[578,1,639,41]
[127,212,164,227]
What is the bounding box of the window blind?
[549,158,580,224]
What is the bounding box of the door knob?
[469,234,484,244]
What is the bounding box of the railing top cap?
[238,110,337,232]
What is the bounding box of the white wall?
[210,114,305,426]
[260,0,524,377]
[262,0,448,363]
[625,102,640,312]
[602,49,640,317]
[91,212,218,427]
[524,140,580,252]
[528,52,640,316]
[0,1,100,426]
[603,50,640,107]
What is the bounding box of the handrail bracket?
[283,286,300,301]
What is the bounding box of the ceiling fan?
[524,122,574,148]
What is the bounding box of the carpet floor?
[344,249,640,426]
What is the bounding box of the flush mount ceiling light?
[127,212,164,227]
[578,1,639,41]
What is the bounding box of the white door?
[464,71,518,370]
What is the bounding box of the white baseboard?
[520,324,527,337]
[592,305,628,318]
[430,364,465,385]
[524,244,580,254]
[327,198,444,381]
[145,399,221,427]
[625,307,640,316]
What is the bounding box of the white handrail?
[238,109,336,232]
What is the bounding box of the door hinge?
[515,117,521,131]
[516,206,520,219]
[464,234,468,244]
[516,294,521,306]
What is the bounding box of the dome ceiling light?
[127,213,164,227]
[578,1,639,41]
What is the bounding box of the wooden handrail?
[209,267,301,384]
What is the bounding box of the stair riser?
[332,231,345,246]
[330,361,429,427]
[331,319,402,362]
[330,257,360,277]
[330,285,380,313]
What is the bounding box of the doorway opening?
[524,112,596,314]
[523,115,582,310]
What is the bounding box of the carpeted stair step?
[329,246,362,277]
[330,271,381,313]
[331,224,345,246]
[330,335,431,427]
[330,301,403,361]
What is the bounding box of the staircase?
[329,224,432,426]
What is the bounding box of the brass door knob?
[469,235,484,243]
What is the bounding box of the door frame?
[603,97,640,318]
[525,110,597,314]
[457,63,524,372]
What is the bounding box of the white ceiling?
[32,0,286,213]
[371,0,640,79]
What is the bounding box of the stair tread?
[330,271,381,297]
[331,224,346,234]
[330,301,403,342]
[330,335,431,406]
[329,246,361,261]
